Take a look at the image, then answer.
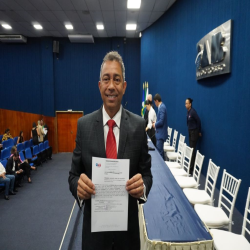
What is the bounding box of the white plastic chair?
[175,150,204,189]
[164,130,178,153]
[164,127,172,147]
[170,145,193,177]
[210,187,250,250]
[195,170,241,231]
[165,142,185,169]
[183,159,220,206]
[167,134,185,161]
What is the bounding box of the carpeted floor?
[0,153,75,250]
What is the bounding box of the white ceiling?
[0,0,176,38]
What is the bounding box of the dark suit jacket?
[155,102,168,141]
[6,156,20,175]
[69,107,152,250]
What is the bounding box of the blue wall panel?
[0,39,42,114]
[0,37,140,117]
[54,38,140,115]
[141,0,250,214]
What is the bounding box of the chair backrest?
[193,150,205,185]
[1,148,10,160]
[166,127,172,144]
[182,145,193,174]
[33,145,39,155]
[172,130,178,149]
[19,151,25,162]
[0,159,7,168]
[13,136,18,145]
[17,143,24,152]
[2,139,10,148]
[218,170,241,231]
[25,148,33,159]
[179,134,185,143]
[39,142,44,152]
[44,140,49,149]
[175,142,185,165]
[30,139,33,146]
[204,159,220,203]
[242,187,250,236]
[24,140,30,149]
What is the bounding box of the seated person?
[0,162,16,200]
[6,152,24,188]
[2,128,13,141]
[10,146,35,183]
[17,131,24,144]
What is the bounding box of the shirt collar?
[102,105,122,128]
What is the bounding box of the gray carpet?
[0,153,75,250]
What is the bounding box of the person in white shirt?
[0,162,16,200]
[145,100,156,146]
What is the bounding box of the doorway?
[56,111,83,152]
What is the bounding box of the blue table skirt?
[143,141,212,242]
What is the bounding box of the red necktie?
[106,120,117,159]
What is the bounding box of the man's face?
[99,60,127,115]
[13,156,18,161]
[185,100,191,110]
[154,100,159,107]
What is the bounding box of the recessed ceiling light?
[97,24,104,30]
[65,24,73,30]
[126,24,137,30]
[33,24,43,30]
[2,24,12,29]
[127,0,141,9]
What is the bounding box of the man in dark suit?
[152,94,168,159]
[68,51,152,250]
[6,152,24,188]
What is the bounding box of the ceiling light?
[97,24,104,30]
[33,24,43,30]
[127,0,141,9]
[65,24,73,30]
[2,24,12,29]
[139,32,142,38]
[126,24,137,30]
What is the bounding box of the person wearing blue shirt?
[153,94,168,159]
[185,98,202,175]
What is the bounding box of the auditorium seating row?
[163,127,250,249]
[0,140,51,190]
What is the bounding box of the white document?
[91,157,130,232]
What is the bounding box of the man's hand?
[126,174,144,199]
[77,174,95,200]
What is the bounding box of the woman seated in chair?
[2,128,13,141]
[17,131,24,144]
[10,146,35,183]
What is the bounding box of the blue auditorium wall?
[141,0,250,214]
[0,37,140,117]
[54,37,140,115]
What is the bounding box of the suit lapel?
[94,107,106,158]
[118,108,128,159]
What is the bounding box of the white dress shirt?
[146,106,156,129]
[0,163,6,175]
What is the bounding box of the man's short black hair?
[154,94,162,102]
